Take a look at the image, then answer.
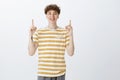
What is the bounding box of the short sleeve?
[32,30,39,44]
[65,31,70,47]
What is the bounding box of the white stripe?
[38,38,65,41]
[38,33,60,35]
[38,70,61,73]
[38,66,66,69]
[38,31,66,34]
[38,46,65,49]
[38,62,65,65]
[38,53,64,56]
[38,58,65,61]
[38,62,66,65]
[39,34,64,37]
[37,72,65,77]
[38,42,65,45]
[38,50,65,53]
[38,54,64,57]
[38,54,64,56]
[33,39,38,41]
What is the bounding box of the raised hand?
[65,20,73,36]
[29,19,37,36]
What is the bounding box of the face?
[46,10,59,24]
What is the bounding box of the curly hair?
[44,4,61,14]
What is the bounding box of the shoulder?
[36,27,48,32]
[57,27,67,33]
[57,27,66,31]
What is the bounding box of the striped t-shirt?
[33,27,70,77]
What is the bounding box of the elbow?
[67,47,75,56]
[68,49,74,56]
[68,52,74,56]
[28,49,35,56]
[28,47,36,56]
[29,53,34,56]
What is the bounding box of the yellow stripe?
[38,60,65,63]
[37,28,65,32]
[38,53,64,55]
[65,35,69,38]
[37,28,66,34]
[37,30,49,32]
[66,39,70,42]
[56,29,66,32]
[38,70,65,75]
[38,36,65,39]
[38,44,65,47]
[38,36,56,38]
[38,48,65,51]
[38,56,64,59]
[38,68,65,71]
[39,40,65,43]
[39,32,65,35]
[38,64,66,67]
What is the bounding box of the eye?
[54,12,58,15]
[47,10,58,15]
[54,13,57,15]
[47,12,51,15]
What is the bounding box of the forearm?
[28,36,37,56]
[67,35,74,56]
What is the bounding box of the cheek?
[46,15,50,19]
[56,15,59,19]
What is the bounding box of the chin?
[50,20,56,23]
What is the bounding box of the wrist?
[69,33,73,37]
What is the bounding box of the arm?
[28,19,38,56]
[65,20,75,56]
[66,34,74,56]
[28,36,38,56]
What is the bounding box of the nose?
[51,14,54,17]
[50,14,55,19]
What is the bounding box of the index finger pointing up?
[32,19,34,26]
[69,20,71,26]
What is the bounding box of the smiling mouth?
[50,18,55,21]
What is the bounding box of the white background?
[0,0,120,80]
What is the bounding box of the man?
[28,4,74,80]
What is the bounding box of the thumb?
[32,19,34,26]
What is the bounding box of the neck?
[48,23,58,29]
